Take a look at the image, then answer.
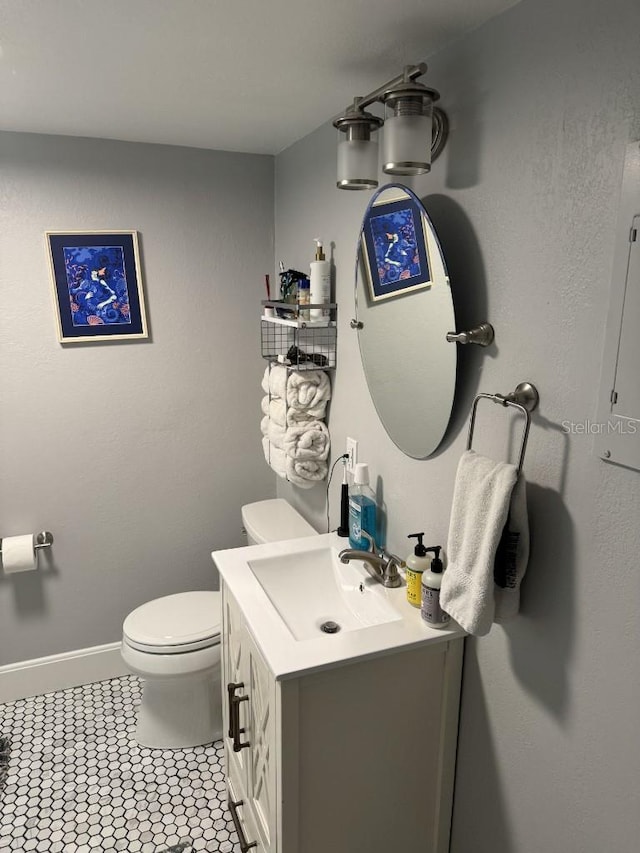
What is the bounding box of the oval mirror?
[355,184,456,458]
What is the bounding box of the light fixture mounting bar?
[344,63,429,114]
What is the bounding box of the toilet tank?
[241,499,317,545]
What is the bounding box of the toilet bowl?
[121,499,317,749]
[121,591,222,749]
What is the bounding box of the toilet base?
[136,671,222,749]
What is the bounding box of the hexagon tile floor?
[0,675,241,852]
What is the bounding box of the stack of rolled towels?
[261,365,331,488]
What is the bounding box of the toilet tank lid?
[242,498,317,544]
[123,591,221,647]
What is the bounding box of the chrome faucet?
[338,530,404,588]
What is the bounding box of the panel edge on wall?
[594,140,640,471]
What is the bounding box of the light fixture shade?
[382,112,433,175]
[334,110,383,190]
[337,138,379,190]
[382,81,438,176]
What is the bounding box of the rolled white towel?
[261,366,270,395]
[261,414,285,448]
[287,370,331,411]
[261,395,270,416]
[269,398,325,428]
[268,398,287,427]
[284,421,330,461]
[269,420,286,449]
[262,436,287,479]
[268,364,288,400]
[285,456,328,489]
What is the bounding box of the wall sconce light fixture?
[333,63,448,190]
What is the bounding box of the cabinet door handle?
[228,798,258,852]
[227,682,250,751]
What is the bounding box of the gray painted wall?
[0,132,276,665]
[275,0,640,850]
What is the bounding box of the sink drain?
[320,620,341,634]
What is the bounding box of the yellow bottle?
[405,532,430,607]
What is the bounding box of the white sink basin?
[247,547,402,641]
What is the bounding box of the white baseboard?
[0,642,129,704]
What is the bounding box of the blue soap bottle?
[348,463,378,550]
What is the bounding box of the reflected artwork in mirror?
[355,184,456,458]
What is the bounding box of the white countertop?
[212,532,465,680]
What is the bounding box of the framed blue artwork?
[361,188,432,302]
[46,231,148,343]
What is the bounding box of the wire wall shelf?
[261,301,337,370]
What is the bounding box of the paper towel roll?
[2,534,37,574]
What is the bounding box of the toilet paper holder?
[0,531,54,554]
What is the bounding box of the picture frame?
[45,231,148,343]
[361,190,432,302]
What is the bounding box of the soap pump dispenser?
[309,238,330,323]
[420,546,450,628]
[405,533,430,608]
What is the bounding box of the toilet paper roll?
[2,534,37,574]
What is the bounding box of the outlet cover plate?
[346,437,358,473]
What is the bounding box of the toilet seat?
[123,591,221,655]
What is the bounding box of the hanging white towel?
[493,474,530,623]
[440,450,527,637]
[284,421,330,461]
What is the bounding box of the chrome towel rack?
[467,382,539,474]
[0,531,54,555]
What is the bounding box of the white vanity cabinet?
[221,581,464,853]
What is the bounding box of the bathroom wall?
[0,132,275,666]
[275,0,640,850]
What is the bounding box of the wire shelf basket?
[261,302,337,370]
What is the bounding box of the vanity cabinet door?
[221,584,250,792]
[228,770,266,853]
[221,583,277,853]
[244,627,277,853]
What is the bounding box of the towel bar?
[0,531,54,555]
[467,382,539,474]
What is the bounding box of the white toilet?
[242,497,317,546]
[121,498,316,749]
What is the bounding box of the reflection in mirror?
[355,184,456,458]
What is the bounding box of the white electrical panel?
[595,141,640,471]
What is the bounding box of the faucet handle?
[360,530,377,553]
[380,548,405,569]
[380,551,404,588]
